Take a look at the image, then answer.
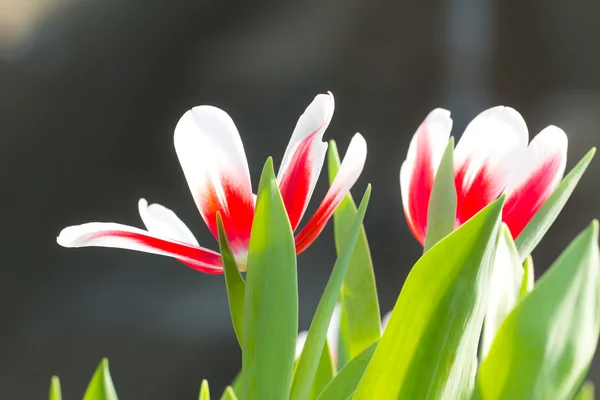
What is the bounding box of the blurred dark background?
[1,0,599,398]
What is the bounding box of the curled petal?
[277,92,334,231]
[400,109,453,244]
[503,126,568,237]
[174,106,255,255]
[57,223,223,274]
[454,106,528,225]
[295,133,367,254]
[138,198,199,245]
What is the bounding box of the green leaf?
[291,186,372,400]
[477,220,600,400]
[308,341,336,400]
[327,141,381,366]
[480,224,524,359]
[424,137,456,252]
[576,382,595,400]
[220,387,238,400]
[230,372,242,396]
[83,358,118,400]
[220,379,241,400]
[520,255,535,297]
[316,340,378,400]
[199,379,210,400]
[355,196,505,400]
[217,212,246,347]
[515,148,595,261]
[49,376,62,400]
[242,157,298,400]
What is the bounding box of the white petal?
[276,92,333,229]
[57,222,222,273]
[454,106,529,195]
[295,330,309,360]
[138,198,199,245]
[399,108,453,243]
[277,92,334,182]
[294,133,367,254]
[327,303,342,355]
[328,133,367,204]
[381,310,393,331]
[174,105,254,244]
[504,125,568,196]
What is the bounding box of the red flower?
[57,93,367,273]
[400,107,567,245]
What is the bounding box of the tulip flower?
[57,93,367,273]
[400,106,567,245]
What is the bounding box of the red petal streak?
[407,130,438,245]
[502,155,563,238]
[294,190,338,254]
[94,230,224,274]
[279,130,320,231]
[454,163,499,225]
[198,178,254,255]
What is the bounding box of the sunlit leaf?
[199,379,210,400]
[242,157,297,400]
[83,359,118,400]
[220,387,238,400]
[217,213,245,347]
[327,141,380,366]
[308,341,336,400]
[291,186,371,400]
[575,381,595,400]
[316,340,378,400]
[49,376,62,400]
[520,255,534,297]
[424,137,456,252]
[478,221,600,400]
[355,197,505,399]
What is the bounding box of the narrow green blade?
[515,148,595,261]
[576,382,595,400]
[424,137,456,252]
[83,358,118,400]
[480,224,524,359]
[242,157,298,400]
[220,387,238,400]
[308,341,336,400]
[327,141,381,365]
[291,186,371,400]
[316,340,378,400]
[217,213,245,347]
[520,255,535,297]
[49,376,62,400]
[477,221,600,400]
[199,379,210,400]
[355,197,505,399]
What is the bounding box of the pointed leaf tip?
[199,379,210,400]
[424,136,456,252]
[50,376,62,400]
[83,358,118,400]
[217,211,246,346]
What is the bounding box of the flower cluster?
[54,93,598,400]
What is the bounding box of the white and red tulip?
[400,106,568,245]
[57,93,367,273]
